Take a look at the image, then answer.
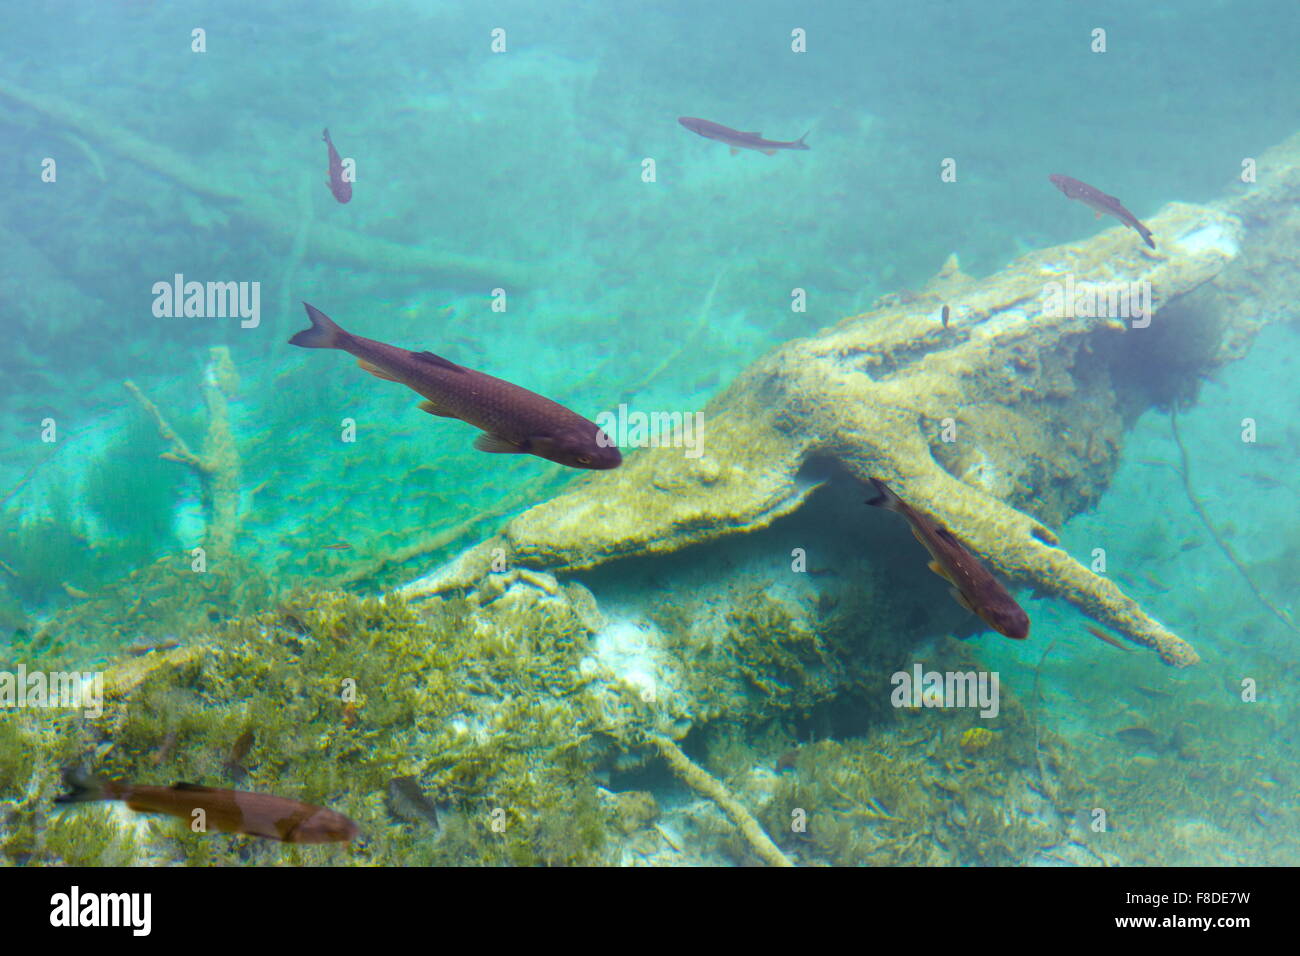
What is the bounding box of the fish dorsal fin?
[413,350,463,372]
[933,526,963,547]
[172,781,218,792]
[418,400,454,418]
[357,359,398,382]
[473,433,525,454]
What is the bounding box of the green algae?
[81,414,183,567]
[5,588,622,866]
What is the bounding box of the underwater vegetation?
[3,570,1108,867]
[81,413,184,565]
[5,590,618,865]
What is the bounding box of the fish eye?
[576,455,592,465]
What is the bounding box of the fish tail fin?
[291,303,349,349]
[796,131,810,149]
[54,766,120,804]
[1141,226,1156,249]
[864,477,901,511]
[322,128,330,142]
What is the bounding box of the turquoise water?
[0,1,1296,866]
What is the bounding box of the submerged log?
[409,132,1300,668]
[125,346,242,558]
[0,76,535,290]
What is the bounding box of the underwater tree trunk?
[125,346,242,559]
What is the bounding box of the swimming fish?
[323,542,353,551]
[865,478,1029,640]
[323,128,352,204]
[385,776,442,831]
[1049,174,1154,249]
[222,729,254,783]
[1085,624,1133,653]
[1114,727,1165,750]
[677,117,809,156]
[290,304,622,470]
[940,304,950,328]
[55,770,359,843]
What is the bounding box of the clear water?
[1,0,1296,866]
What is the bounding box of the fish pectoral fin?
[729,147,739,156]
[473,433,526,454]
[927,559,956,585]
[949,587,975,614]
[1094,211,1103,219]
[762,150,777,156]
[417,400,454,418]
[357,359,399,382]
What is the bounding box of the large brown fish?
[291,304,622,470]
[865,478,1029,640]
[323,128,352,204]
[1049,174,1154,249]
[678,116,809,155]
[55,771,359,844]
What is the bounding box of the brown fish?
[290,304,622,470]
[385,776,442,830]
[323,542,353,551]
[865,478,1029,640]
[678,116,809,156]
[56,770,358,844]
[1115,727,1160,747]
[1085,624,1133,653]
[223,729,254,782]
[1049,174,1154,248]
[323,128,352,204]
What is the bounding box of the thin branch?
[1170,408,1297,634]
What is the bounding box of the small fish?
[775,749,800,773]
[62,583,90,600]
[341,701,360,729]
[323,128,352,204]
[865,478,1029,640]
[940,304,950,328]
[290,304,622,470]
[323,542,353,551]
[1140,569,1171,592]
[1049,174,1154,249]
[385,776,441,830]
[55,770,359,843]
[1244,471,1283,490]
[125,637,183,656]
[1114,727,1162,748]
[677,116,809,156]
[1085,624,1133,653]
[223,729,254,783]
[151,731,178,768]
